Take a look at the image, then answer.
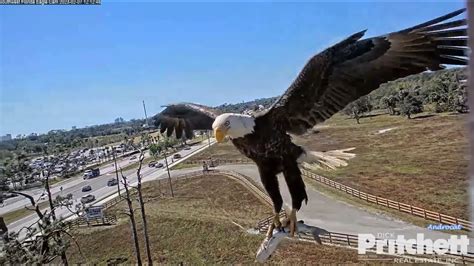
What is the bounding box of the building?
[0,134,12,142]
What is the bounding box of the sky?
[0,0,466,136]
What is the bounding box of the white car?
[80,194,95,204]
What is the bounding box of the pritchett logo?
[358,233,469,255]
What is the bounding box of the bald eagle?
[153,9,468,238]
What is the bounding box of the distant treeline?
[0,118,146,162]
[214,67,469,120]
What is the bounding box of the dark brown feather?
[152,103,219,139]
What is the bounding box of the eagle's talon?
[266,212,282,239]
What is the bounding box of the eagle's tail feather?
[298,147,356,171]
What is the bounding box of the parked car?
[184,146,191,150]
[173,153,182,159]
[82,185,92,192]
[148,161,157,167]
[80,194,95,204]
[155,163,164,168]
[107,178,118,186]
[129,155,137,160]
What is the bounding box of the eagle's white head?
[212,113,256,143]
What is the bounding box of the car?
[148,161,157,167]
[129,155,137,160]
[155,162,164,168]
[80,194,95,204]
[83,168,100,180]
[173,153,182,159]
[82,185,92,192]
[184,147,191,150]
[107,178,118,186]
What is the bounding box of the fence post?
[423,209,427,219]
[347,235,351,246]
[397,202,400,211]
[328,232,333,244]
[438,213,442,223]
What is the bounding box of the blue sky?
[0,0,466,136]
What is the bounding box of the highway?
[6,139,216,237]
[1,151,146,215]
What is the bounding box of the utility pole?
[163,151,174,197]
[142,100,149,127]
[112,148,121,197]
[207,130,211,147]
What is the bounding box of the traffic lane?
[85,142,213,197]
[0,150,151,212]
[44,141,206,203]
[2,157,134,208]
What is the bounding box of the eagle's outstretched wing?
[152,103,219,139]
[262,8,468,135]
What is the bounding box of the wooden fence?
[65,214,117,229]
[300,169,472,231]
[182,159,471,231]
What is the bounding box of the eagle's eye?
[224,120,231,128]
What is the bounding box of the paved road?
[6,140,216,237]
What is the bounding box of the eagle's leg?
[282,157,308,238]
[258,164,283,239]
[266,212,282,238]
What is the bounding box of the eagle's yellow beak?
[214,128,227,143]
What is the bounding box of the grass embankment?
[171,141,242,170]
[298,112,468,219]
[66,175,361,264]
